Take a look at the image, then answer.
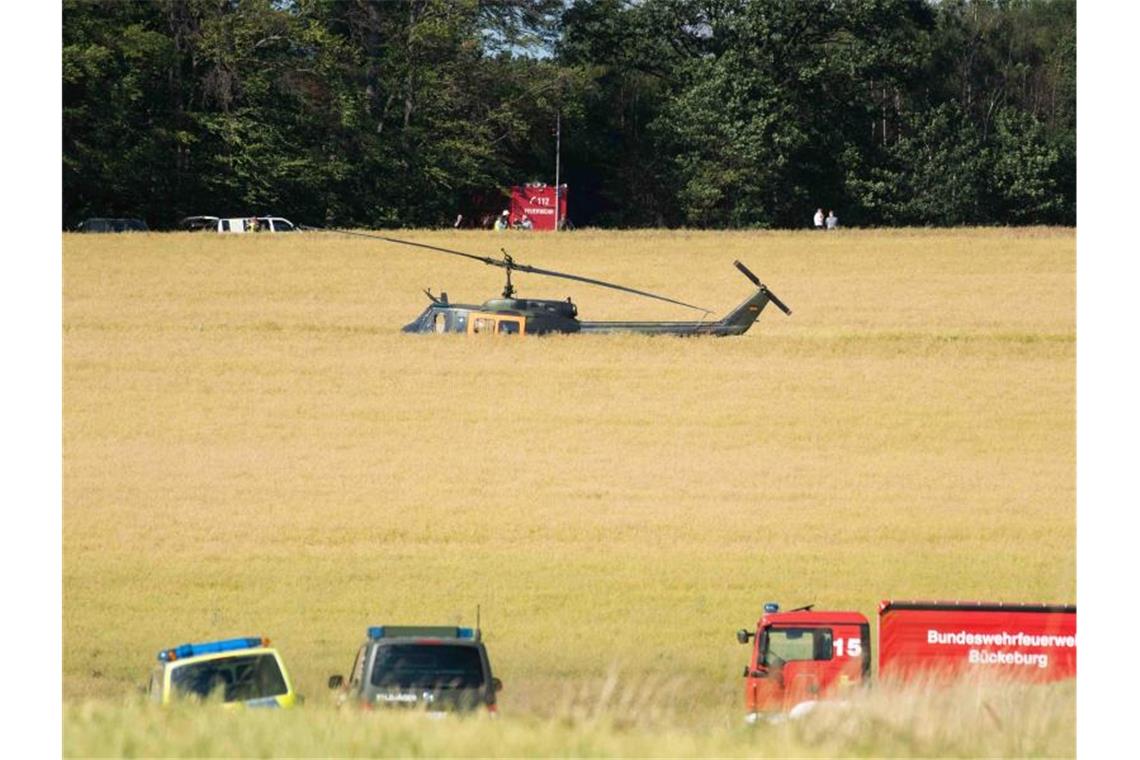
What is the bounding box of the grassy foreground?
[64,678,1074,758]
[63,227,1075,756]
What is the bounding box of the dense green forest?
[63,0,1075,229]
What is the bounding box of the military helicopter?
[327,229,791,337]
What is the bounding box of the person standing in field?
[494,210,509,231]
[826,210,838,230]
[813,208,824,230]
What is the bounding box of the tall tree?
[62,0,1076,229]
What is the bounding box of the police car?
[147,636,299,708]
[328,626,502,713]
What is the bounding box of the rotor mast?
[501,251,516,299]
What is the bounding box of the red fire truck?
[736,600,1076,721]
[509,183,567,231]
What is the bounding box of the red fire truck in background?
[736,600,1076,721]
[509,183,568,231]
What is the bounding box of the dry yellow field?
[62,227,1075,756]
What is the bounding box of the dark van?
[329,626,502,714]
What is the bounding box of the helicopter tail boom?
[577,264,790,337]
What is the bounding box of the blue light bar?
[763,602,780,614]
[367,626,479,641]
[157,636,266,662]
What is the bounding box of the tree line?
[63,0,1075,229]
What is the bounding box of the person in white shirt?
[813,208,824,230]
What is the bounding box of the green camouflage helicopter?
[328,229,791,337]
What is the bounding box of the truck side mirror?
[491,677,503,693]
[736,629,753,645]
[328,675,343,689]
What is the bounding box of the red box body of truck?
[878,600,1076,683]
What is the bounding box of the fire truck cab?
[737,603,870,722]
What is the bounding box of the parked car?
[179,215,296,233]
[76,218,148,233]
[147,636,299,708]
[180,215,221,232]
[328,625,502,714]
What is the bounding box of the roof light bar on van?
[367,626,479,641]
[764,602,780,614]
[157,636,269,662]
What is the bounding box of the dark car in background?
[77,218,149,233]
[328,625,502,714]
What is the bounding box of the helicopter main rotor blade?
[318,227,501,267]
[316,227,711,314]
[507,261,709,313]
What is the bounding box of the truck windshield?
[371,644,485,689]
[764,627,833,665]
[169,654,287,702]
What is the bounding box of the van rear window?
[371,644,485,689]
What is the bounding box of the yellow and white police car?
[147,636,298,708]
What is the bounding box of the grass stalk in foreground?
[64,677,1074,758]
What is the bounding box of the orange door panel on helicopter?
[467,313,526,336]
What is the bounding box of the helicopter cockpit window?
[497,320,521,335]
[433,312,447,333]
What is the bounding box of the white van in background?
[181,215,297,233]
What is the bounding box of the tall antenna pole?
[554,109,561,231]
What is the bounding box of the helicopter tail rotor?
[734,260,791,315]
